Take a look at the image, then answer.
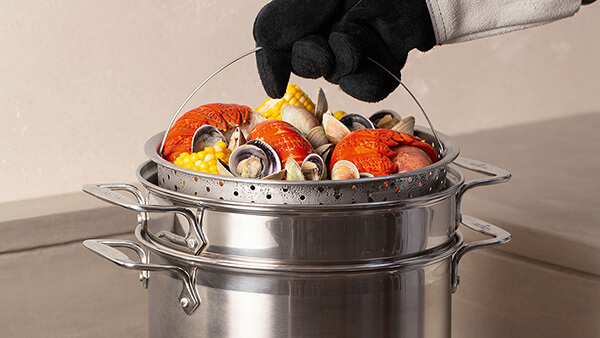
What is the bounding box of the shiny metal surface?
[139,163,465,264]
[147,252,453,338]
[147,127,459,204]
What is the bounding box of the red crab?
[162,103,252,162]
[330,129,437,177]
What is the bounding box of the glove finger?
[338,63,400,102]
[291,35,335,79]
[256,48,291,99]
[324,31,362,84]
[253,0,345,50]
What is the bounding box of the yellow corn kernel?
[255,83,315,120]
[174,144,231,175]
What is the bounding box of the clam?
[369,110,402,129]
[281,105,320,135]
[314,87,328,123]
[306,126,329,149]
[285,158,305,181]
[227,126,246,151]
[391,116,416,135]
[191,125,227,152]
[322,112,350,145]
[331,160,360,180]
[216,159,234,177]
[315,143,334,173]
[262,169,287,180]
[340,113,375,131]
[228,140,281,179]
[301,153,326,180]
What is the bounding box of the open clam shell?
[228,140,281,179]
[322,112,350,145]
[191,125,227,153]
[216,159,235,177]
[301,153,326,180]
[340,113,375,131]
[314,87,328,123]
[285,158,305,181]
[391,116,416,135]
[281,105,320,135]
[227,126,246,151]
[369,110,402,130]
[306,126,329,149]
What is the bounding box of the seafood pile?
[162,85,438,181]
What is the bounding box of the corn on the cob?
[255,83,315,120]
[174,141,231,175]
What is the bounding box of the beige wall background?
[1,0,599,204]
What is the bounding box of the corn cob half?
[255,83,315,120]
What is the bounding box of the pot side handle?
[453,157,511,229]
[83,239,200,315]
[452,215,512,293]
[82,184,207,255]
[454,157,511,197]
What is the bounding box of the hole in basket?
[233,191,239,196]
[266,194,272,199]
[282,187,288,192]
[300,195,305,200]
[194,177,199,182]
[318,187,324,192]
[206,187,211,192]
[174,185,178,191]
[250,185,255,190]
[219,181,224,186]
[183,181,187,186]
[194,192,198,197]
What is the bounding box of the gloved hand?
[253,0,436,102]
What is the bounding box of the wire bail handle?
[158,47,444,156]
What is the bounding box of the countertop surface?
[453,112,600,276]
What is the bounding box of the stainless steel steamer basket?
[148,125,458,204]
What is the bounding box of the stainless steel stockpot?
[83,158,511,338]
[84,217,509,338]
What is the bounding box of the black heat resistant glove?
[253,0,436,102]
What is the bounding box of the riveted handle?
[82,184,208,255]
[83,239,200,315]
[451,215,512,293]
